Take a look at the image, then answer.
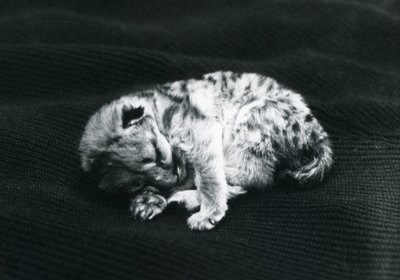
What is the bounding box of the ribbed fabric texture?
[1,1,400,279]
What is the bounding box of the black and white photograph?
[1,1,399,279]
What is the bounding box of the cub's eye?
[141,158,154,164]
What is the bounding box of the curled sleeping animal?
[79,71,333,230]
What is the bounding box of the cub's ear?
[122,106,144,128]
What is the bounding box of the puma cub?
[79,71,333,230]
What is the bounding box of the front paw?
[187,209,226,231]
[129,193,167,221]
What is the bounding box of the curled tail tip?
[281,133,333,186]
[289,148,333,185]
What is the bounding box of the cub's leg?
[129,186,167,221]
[184,121,230,230]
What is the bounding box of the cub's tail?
[287,138,333,185]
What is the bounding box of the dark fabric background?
[1,1,400,279]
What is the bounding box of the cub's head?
[79,93,178,194]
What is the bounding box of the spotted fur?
[79,71,333,230]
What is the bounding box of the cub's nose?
[154,172,179,189]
